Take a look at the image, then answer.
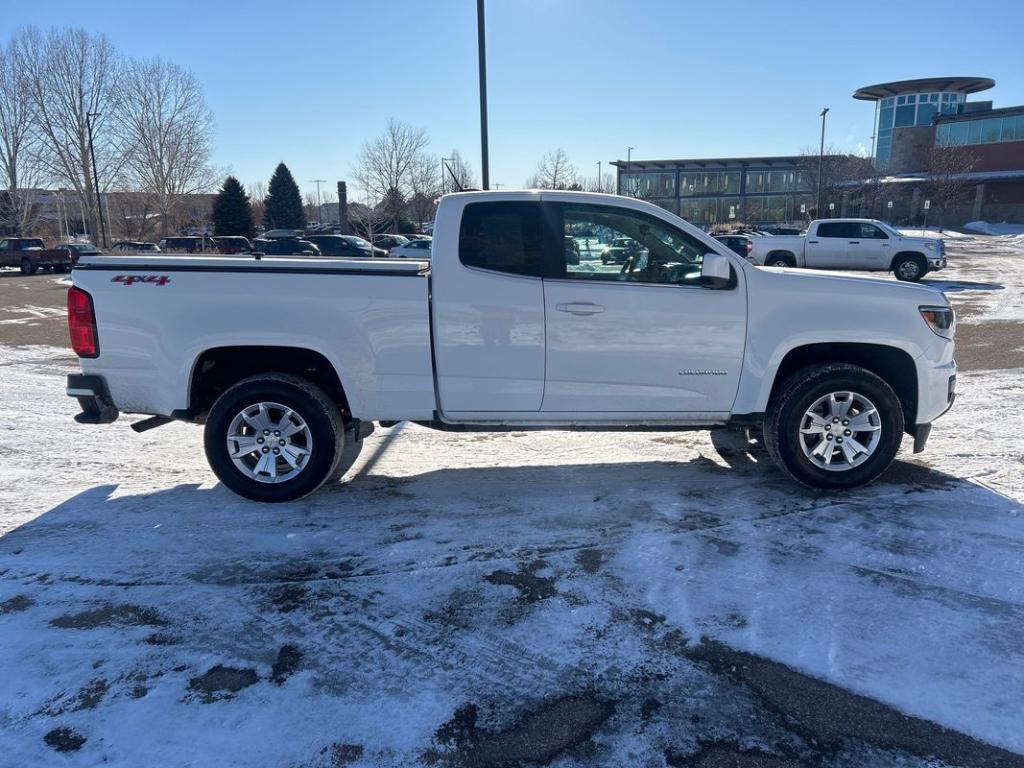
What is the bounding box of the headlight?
[924,241,937,250]
[919,305,955,339]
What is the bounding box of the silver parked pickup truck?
[749,219,946,281]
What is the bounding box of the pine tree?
[211,176,255,239]
[263,163,305,230]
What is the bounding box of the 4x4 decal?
[112,275,171,286]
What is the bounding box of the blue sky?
[4,0,1023,198]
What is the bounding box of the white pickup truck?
[65,191,956,502]
[749,219,946,281]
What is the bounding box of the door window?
[459,202,544,277]
[858,223,888,239]
[557,204,709,285]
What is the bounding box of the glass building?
[614,157,813,228]
[853,77,995,169]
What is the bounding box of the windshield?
[343,236,372,248]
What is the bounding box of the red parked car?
[213,236,253,254]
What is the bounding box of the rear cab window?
[458,202,544,277]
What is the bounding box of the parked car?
[403,234,432,242]
[303,235,386,258]
[110,241,160,254]
[213,236,253,254]
[390,239,433,259]
[372,234,409,251]
[262,229,306,240]
[600,237,643,265]
[65,190,956,502]
[158,237,217,253]
[713,234,755,263]
[0,237,76,273]
[252,238,320,256]
[57,242,104,263]
[747,219,945,281]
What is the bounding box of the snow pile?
[963,221,1024,236]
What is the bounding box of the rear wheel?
[20,258,36,275]
[204,373,343,502]
[764,363,903,489]
[767,252,795,268]
[893,254,926,282]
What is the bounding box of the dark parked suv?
[252,238,320,256]
[303,235,387,258]
[213,236,253,254]
[158,236,217,253]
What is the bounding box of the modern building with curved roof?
[853,77,996,168]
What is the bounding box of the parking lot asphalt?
[0,234,1022,767]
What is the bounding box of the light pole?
[626,146,635,196]
[309,179,326,225]
[816,107,829,218]
[596,161,601,193]
[476,0,489,190]
[85,112,108,247]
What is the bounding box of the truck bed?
[71,253,436,421]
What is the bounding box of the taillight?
[67,287,99,358]
[746,240,753,254]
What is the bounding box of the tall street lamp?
[476,0,489,190]
[626,146,635,196]
[85,112,108,247]
[816,107,829,218]
[596,161,601,193]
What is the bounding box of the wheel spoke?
[848,411,879,431]
[845,436,870,456]
[229,437,260,458]
[839,441,858,464]
[253,453,271,476]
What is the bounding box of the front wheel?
[764,363,904,489]
[20,258,36,275]
[204,373,344,502]
[893,254,926,282]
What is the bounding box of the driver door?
[540,201,746,414]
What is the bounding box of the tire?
[893,254,925,282]
[204,373,344,502]
[328,428,365,481]
[601,255,608,265]
[20,258,36,275]
[763,363,904,490]
[767,253,795,268]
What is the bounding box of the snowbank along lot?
[0,234,1023,767]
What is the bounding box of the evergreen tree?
[211,176,255,239]
[263,162,304,229]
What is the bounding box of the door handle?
[849,241,860,244]
[808,240,819,244]
[556,302,605,315]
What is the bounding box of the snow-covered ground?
[1,237,1023,767]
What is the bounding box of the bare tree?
[442,150,477,192]
[926,144,979,231]
[409,153,439,229]
[0,37,46,234]
[526,148,579,190]
[116,57,217,237]
[18,27,126,242]
[798,147,874,218]
[247,180,266,228]
[583,172,616,194]
[352,119,430,230]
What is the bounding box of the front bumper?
[910,357,956,452]
[66,374,119,424]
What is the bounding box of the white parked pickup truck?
[748,219,946,281]
[65,191,956,502]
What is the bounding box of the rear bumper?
[66,373,119,424]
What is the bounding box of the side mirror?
[701,252,732,287]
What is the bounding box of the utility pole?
[816,107,829,218]
[310,179,326,225]
[476,0,489,189]
[86,112,108,248]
